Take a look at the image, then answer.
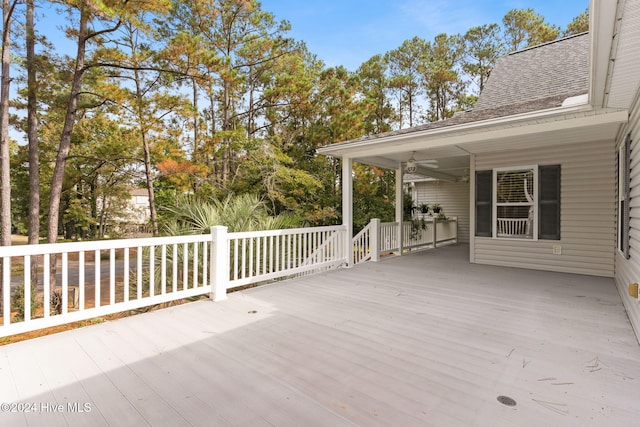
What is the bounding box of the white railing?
[0,234,212,337]
[226,225,347,289]
[352,220,376,264]
[0,225,348,338]
[355,217,458,264]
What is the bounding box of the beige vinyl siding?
[474,139,616,277]
[615,94,640,343]
[413,180,470,243]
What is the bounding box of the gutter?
[318,102,613,157]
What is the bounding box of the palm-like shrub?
[161,193,299,234]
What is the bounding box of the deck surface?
[1,244,639,426]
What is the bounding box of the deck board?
[1,244,639,426]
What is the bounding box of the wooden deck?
[1,244,639,426]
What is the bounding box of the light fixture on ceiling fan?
[404,152,438,174]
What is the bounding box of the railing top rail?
[0,234,212,257]
[229,224,345,240]
[352,222,373,241]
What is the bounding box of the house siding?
[413,180,470,243]
[473,139,616,277]
[615,94,640,342]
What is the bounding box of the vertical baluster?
[95,250,101,308]
[202,240,208,289]
[149,246,155,297]
[172,244,178,293]
[248,238,254,278]
[23,256,31,321]
[137,247,143,299]
[182,243,188,290]
[268,235,272,273]
[161,244,167,294]
[43,255,50,318]
[2,257,8,324]
[110,248,116,305]
[62,252,69,315]
[275,235,280,272]
[193,242,199,287]
[79,251,85,310]
[123,248,129,303]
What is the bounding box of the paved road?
[9,259,134,292]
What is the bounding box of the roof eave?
[317,103,603,158]
[589,0,619,108]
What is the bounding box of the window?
[475,164,560,240]
[618,134,631,259]
[494,166,537,239]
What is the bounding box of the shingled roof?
[474,32,589,110]
[323,33,590,147]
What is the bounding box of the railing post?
[370,218,380,262]
[210,226,229,302]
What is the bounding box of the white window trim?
[492,165,539,240]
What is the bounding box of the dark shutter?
[623,134,631,259]
[538,165,561,240]
[475,170,492,237]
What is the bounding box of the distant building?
[111,188,151,236]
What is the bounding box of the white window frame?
[492,165,539,240]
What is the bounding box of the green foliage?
[502,8,560,52]
[5,0,584,244]
[161,193,300,235]
[463,24,504,93]
[564,8,589,36]
[12,282,39,322]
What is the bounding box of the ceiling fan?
[404,152,438,173]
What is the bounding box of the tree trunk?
[0,0,15,248]
[47,3,89,290]
[222,81,230,186]
[132,67,159,236]
[141,132,158,236]
[0,0,15,316]
[26,0,39,283]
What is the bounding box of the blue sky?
[261,0,589,71]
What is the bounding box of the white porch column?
[210,225,229,302]
[342,157,354,267]
[396,164,404,255]
[370,218,381,262]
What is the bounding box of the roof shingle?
[474,33,589,110]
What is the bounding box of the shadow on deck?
[1,244,639,426]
